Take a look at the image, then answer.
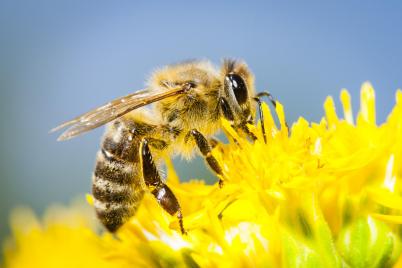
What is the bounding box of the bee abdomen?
[92,120,145,232]
[92,172,133,204]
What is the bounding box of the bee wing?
[51,86,187,141]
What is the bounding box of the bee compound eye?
[226,74,248,105]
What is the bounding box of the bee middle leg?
[189,129,224,187]
[208,137,219,149]
[140,139,186,234]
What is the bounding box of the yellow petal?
[340,89,354,124]
[358,82,376,124]
[324,96,339,126]
[370,214,402,224]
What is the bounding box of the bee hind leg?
[140,139,186,234]
[190,129,224,188]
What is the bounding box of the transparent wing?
[51,86,187,141]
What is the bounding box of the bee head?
[220,59,256,126]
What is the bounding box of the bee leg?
[219,97,235,121]
[141,139,186,234]
[190,129,224,187]
[218,97,241,144]
[208,137,219,149]
[256,91,277,108]
[254,91,290,143]
[253,96,267,143]
[219,97,256,142]
[146,137,168,150]
[239,123,257,142]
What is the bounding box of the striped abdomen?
[92,119,145,232]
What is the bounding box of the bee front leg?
[254,91,290,143]
[190,129,224,188]
[239,123,257,141]
[253,96,267,143]
[140,139,186,234]
[219,97,256,142]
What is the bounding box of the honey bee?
[52,59,275,233]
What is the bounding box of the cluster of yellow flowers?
[3,83,402,267]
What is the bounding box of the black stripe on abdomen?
[94,152,135,185]
[92,143,143,232]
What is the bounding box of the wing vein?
[51,86,188,141]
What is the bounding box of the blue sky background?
[1,0,401,246]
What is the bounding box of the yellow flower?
[3,83,402,267]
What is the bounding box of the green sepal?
[336,216,402,268]
[281,213,344,268]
